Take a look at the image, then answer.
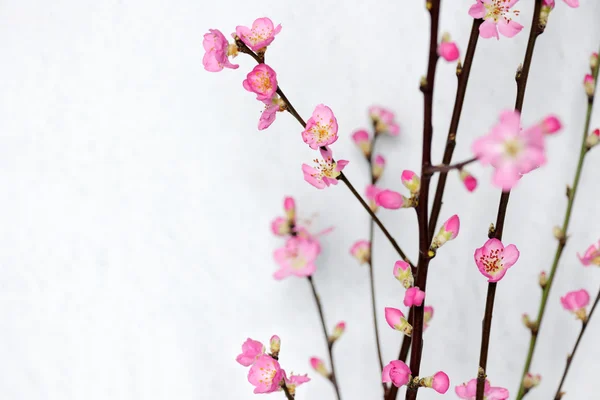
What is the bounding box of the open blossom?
[375,189,408,210]
[302,104,339,149]
[561,289,590,320]
[472,110,556,190]
[236,338,265,367]
[423,306,434,331]
[283,372,310,394]
[431,215,460,251]
[302,147,349,189]
[468,0,523,40]
[203,29,239,72]
[401,170,421,194]
[543,0,579,8]
[438,33,460,62]
[372,154,386,180]
[382,360,411,388]
[460,169,478,192]
[369,106,400,136]
[350,240,370,264]
[236,17,282,51]
[352,129,371,156]
[475,238,520,282]
[404,287,425,307]
[394,260,414,289]
[385,307,412,336]
[421,371,450,394]
[243,64,278,101]
[258,95,285,130]
[248,354,284,394]
[577,240,600,266]
[273,236,320,280]
[455,379,509,400]
[365,184,383,211]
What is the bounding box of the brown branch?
[281,381,295,400]
[426,156,478,173]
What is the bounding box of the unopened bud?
[539,271,548,289]
[351,129,372,158]
[431,215,460,251]
[591,52,599,71]
[586,128,600,149]
[523,373,542,389]
[459,169,478,192]
[372,154,385,180]
[330,321,346,342]
[310,357,329,377]
[584,74,595,98]
[394,260,414,289]
[456,60,463,76]
[420,76,427,88]
[539,5,551,28]
[284,197,296,223]
[553,226,565,241]
[269,335,281,358]
[350,240,370,265]
[401,170,421,195]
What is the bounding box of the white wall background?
[1,1,599,399]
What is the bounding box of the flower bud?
[284,197,296,223]
[269,335,281,358]
[522,313,537,331]
[437,32,459,62]
[375,189,409,210]
[310,357,329,377]
[401,170,421,194]
[584,74,595,98]
[385,307,412,337]
[351,129,372,157]
[539,271,548,289]
[561,289,590,321]
[591,52,599,71]
[419,371,450,394]
[423,306,434,331]
[523,373,542,390]
[586,128,599,149]
[330,321,346,342]
[553,226,565,241]
[393,260,414,289]
[403,287,425,307]
[431,215,460,251]
[459,169,478,192]
[271,217,290,236]
[350,240,370,265]
[542,115,562,135]
[372,154,386,180]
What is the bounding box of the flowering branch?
[515,42,600,400]
[476,1,545,399]
[553,286,600,400]
[426,156,478,173]
[405,1,441,399]
[308,276,342,400]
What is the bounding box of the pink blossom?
[384,307,412,336]
[243,64,278,101]
[438,33,460,62]
[431,215,460,251]
[382,360,411,388]
[202,29,239,72]
[561,289,590,320]
[584,74,596,97]
[375,189,407,210]
[578,240,600,266]
[271,216,290,236]
[455,379,509,400]
[543,0,579,8]
[310,357,329,377]
[302,104,339,149]
[372,154,386,180]
[236,17,282,51]
[404,287,425,307]
[365,184,383,211]
[474,238,520,282]
[236,338,265,367]
[423,306,434,331]
[369,106,400,136]
[283,372,310,393]
[352,129,371,156]
[302,147,349,189]
[422,371,449,394]
[258,95,284,130]
[394,260,414,289]
[401,170,421,194]
[273,237,320,280]
[350,240,370,264]
[331,321,346,341]
[247,354,284,393]
[542,115,562,135]
[472,110,554,190]
[468,0,523,40]
[460,169,478,192]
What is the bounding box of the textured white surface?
[1,1,600,399]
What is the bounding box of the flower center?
[503,138,523,157]
[248,27,272,45]
[256,72,272,93]
[484,0,519,22]
[310,157,340,181]
[257,366,276,385]
[480,248,504,275]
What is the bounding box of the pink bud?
[459,170,478,192]
[401,170,421,194]
[331,321,346,341]
[423,306,434,331]
[375,189,407,210]
[539,271,548,288]
[437,33,459,62]
[404,287,425,307]
[577,240,600,266]
[393,260,414,289]
[523,373,542,389]
[350,240,370,265]
[431,215,460,250]
[591,52,598,70]
[283,196,295,220]
[365,184,383,212]
[352,129,372,156]
[432,371,450,394]
[271,217,290,236]
[310,357,329,377]
[561,289,590,320]
[584,74,595,97]
[542,115,562,134]
[372,154,386,180]
[382,360,411,388]
[384,307,412,336]
[269,335,281,357]
[587,128,600,148]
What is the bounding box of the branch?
[426,156,478,173]
[281,381,295,400]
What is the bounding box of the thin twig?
[515,40,600,400]
[426,156,478,173]
[281,381,295,400]
[307,276,341,400]
[553,287,600,400]
[476,2,545,399]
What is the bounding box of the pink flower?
[331,321,346,341]
[247,354,284,393]
[543,0,579,8]
[202,29,239,72]
[472,110,554,190]
[468,0,524,40]
[438,33,460,62]
[423,306,434,331]
[302,147,349,189]
[283,372,310,392]
[455,379,509,400]
[584,74,596,97]
[236,338,265,367]
[365,184,383,211]
[243,64,278,101]
[375,189,408,210]
[460,170,478,192]
[273,237,320,280]
[474,238,520,282]
[542,115,562,135]
[561,289,590,320]
[258,95,284,130]
[401,170,421,194]
[350,240,370,265]
[235,17,282,51]
[352,129,371,156]
[394,260,414,289]
[382,360,411,388]
[372,154,386,180]
[302,104,339,149]
[578,240,600,266]
[369,106,400,136]
[431,215,460,251]
[404,287,425,307]
[271,216,290,236]
[310,357,329,377]
[422,371,450,394]
[384,307,412,336]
